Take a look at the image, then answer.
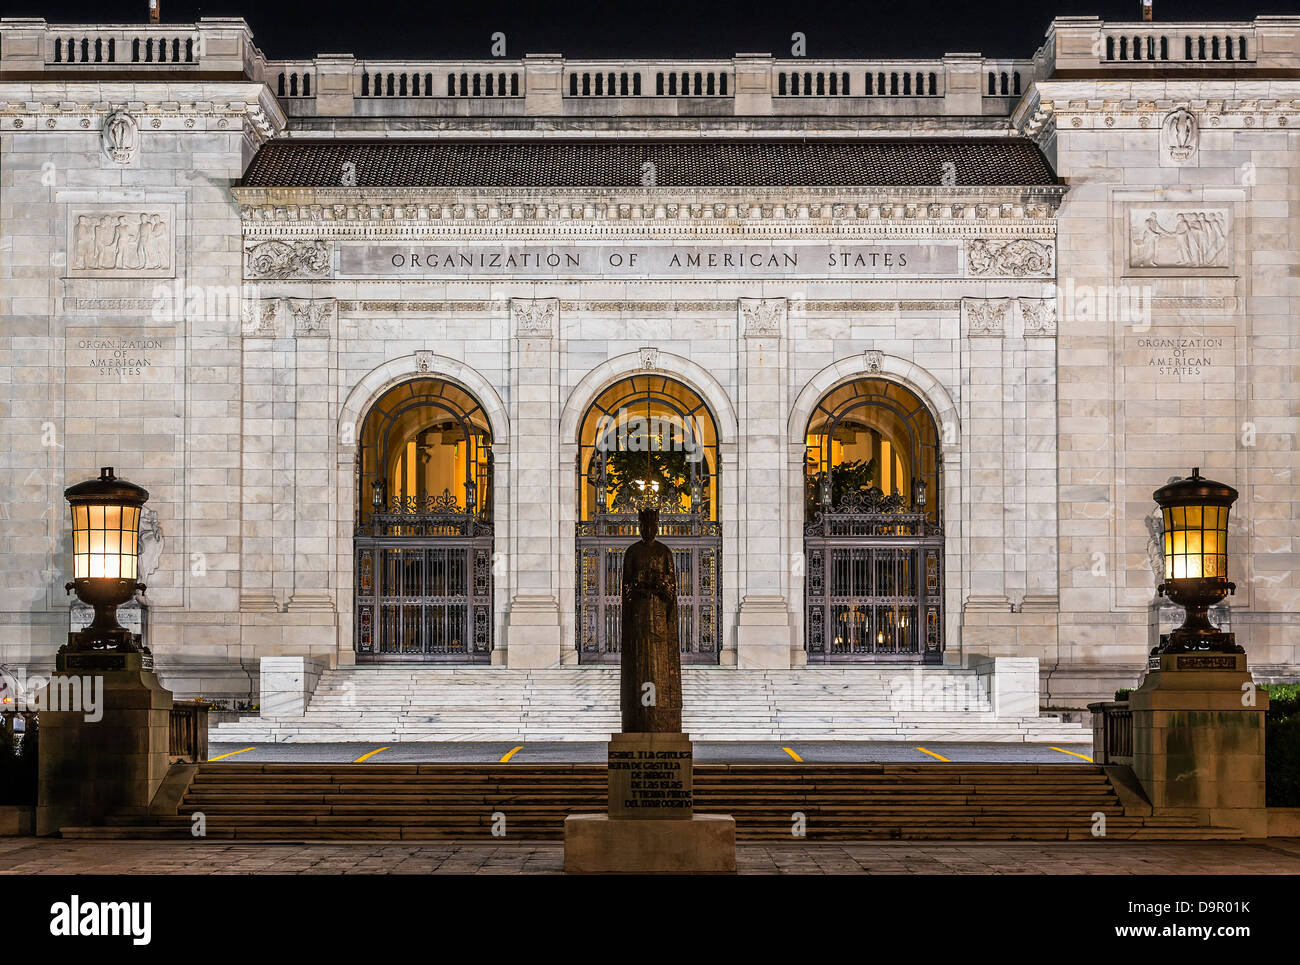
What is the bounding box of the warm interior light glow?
[72,502,139,580]
[1162,501,1228,583]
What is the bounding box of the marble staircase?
[62,762,1242,841]
[210,667,1091,743]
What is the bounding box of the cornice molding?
[231,187,1065,228]
[1015,81,1300,137]
[0,81,285,144]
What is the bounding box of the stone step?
[75,761,1241,842]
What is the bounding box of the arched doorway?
[575,375,721,664]
[354,378,494,663]
[803,378,944,663]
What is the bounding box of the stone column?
[284,297,338,628]
[734,298,793,668]
[504,298,563,666]
[238,295,281,615]
[961,297,1013,620]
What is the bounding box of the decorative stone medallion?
[101,110,139,164]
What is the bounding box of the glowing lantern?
[63,467,149,652]
[1154,468,1240,654]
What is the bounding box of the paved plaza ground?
[5,838,1299,875]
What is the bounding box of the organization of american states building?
[1,14,1297,712]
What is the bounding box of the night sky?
[12,0,1299,60]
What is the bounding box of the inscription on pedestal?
[607,733,693,820]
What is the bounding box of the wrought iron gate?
[576,513,721,665]
[804,489,943,663]
[355,492,493,663]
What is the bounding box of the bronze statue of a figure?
[619,507,682,733]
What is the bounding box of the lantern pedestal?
[1129,652,1269,838]
[36,651,173,836]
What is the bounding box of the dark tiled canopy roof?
[240,138,1058,188]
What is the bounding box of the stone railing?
[7,15,1299,117]
[168,700,212,764]
[1099,25,1255,63]
[1038,15,1300,74]
[0,17,266,77]
[356,61,523,98]
[1088,700,1134,766]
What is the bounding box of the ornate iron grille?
[804,489,943,663]
[576,512,721,665]
[355,490,493,663]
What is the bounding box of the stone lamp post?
[37,468,174,836]
[1129,467,1268,837]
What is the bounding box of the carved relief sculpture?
[241,298,279,337]
[738,297,786,337]
[289,298,336,337]
[511,297,557,338]
[1129,208,1229,269]
[1019,298,1057,336]
[101,110,139,164]
[68,209,173,276]
[963,298,1010,337]
[966,239,1053,277]
[244,240,331,279]
[1162,108,1199,163]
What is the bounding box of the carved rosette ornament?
[963,298,1010,337]
[511,297,557,338]
[244,240,331,280]
[288,298,335,337]
[738,297,786,338]
[967,239,1053,277]
[101,110,139,164]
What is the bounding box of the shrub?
[1262,683,1300,723]
[1266,715,1300,808]
[1114,688,1133,701]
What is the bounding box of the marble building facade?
[1,14,1297,710]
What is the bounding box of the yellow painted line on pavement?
[500,745,524,763]
[208,746,255,762]
[782,746,803,762]
[354,746,390,763]
[915,746,950,762]
[1051,746,1094,762]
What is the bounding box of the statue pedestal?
[36,650,173,836]
[1131,652,1269,838]
[564,732,736,874]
